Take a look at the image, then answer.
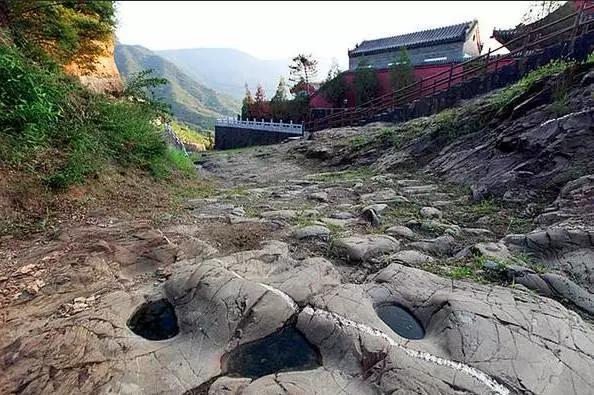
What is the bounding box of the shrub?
[171,121,213,150]
[319,72,347,107]
[0,42,185,189]
[150,147,195,179]
[389,48,415,91]
[490,59,574,108]
[354,62,378,105]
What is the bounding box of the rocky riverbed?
[1,134,593,394]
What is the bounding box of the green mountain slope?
[115,45,239,129]
[157,48,288,99]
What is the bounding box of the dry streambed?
[1,143,593,394]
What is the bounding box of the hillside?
[115,45,240,129]
[157,48,288,99]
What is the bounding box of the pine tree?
[271,77,288,102]
[522,1,564,24]
[241,83,254,119]
[327,58,341,80]
[289,54,318,94]
[253,84,267,119]
[254,84,266,104]
[270,77,289,121]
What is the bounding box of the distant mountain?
[114,45,240,130]
[156,48,289,99]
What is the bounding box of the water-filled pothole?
[376,304,425,339]
[222,325,321,378]
[128,299,179,340]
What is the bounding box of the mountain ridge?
[156,47,289,99]
[114,44,240,129]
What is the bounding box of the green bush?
[490,59,574,108]
[389,47,414,91]
[171,121,213,150]
[319,72,347,107]
[0,42,186,189]
[150,147,194,179]
[354,62,378,105]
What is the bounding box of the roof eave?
[349,36,465,58]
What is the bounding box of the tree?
[286,92,310,123]
[4,0,116,69]
[289,53,318,93]
[521,1,564,24]
[270,77,288,121]
[241,83,254,119]
[254,84,266,103]
[271,77,288,102]
[389,47,414,91]
[319,62,346,107]
[327,58,341,80]
[253,84,268,119]
[123,68,169,113]
[354,60,378,106]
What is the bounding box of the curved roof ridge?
[360,20,474,45]
[350,20,477,56]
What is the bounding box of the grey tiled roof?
[349,21,477,57]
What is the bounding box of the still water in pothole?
[222,325,321,378]
[376,304,425,339]
[128,299,179,340]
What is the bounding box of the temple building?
[348,20,482,70]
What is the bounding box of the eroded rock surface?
[2,127,594,394]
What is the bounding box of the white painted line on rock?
[258,283,299,311]
[302,306,510,395]
[228,269,298,311]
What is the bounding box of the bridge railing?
[163,123,188,155]
[215,118,304,135]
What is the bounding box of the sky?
[116,1,533,73]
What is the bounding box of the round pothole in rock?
[127,299,179,340]
[376,304,424,339]
[222,325,321,379]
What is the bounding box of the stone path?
[1,142,593,394]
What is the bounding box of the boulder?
[387,250,434,266]
[333,235,400,262]
[361,204,388,215]
[330,212,355,220]
[360,207,383,228]
[292,225,331,240]
[385,225,416,240]
[541,273,594,315]
[506,265,553,296]
[208,377,251,394]
[419,207,442,219]
[309,191,329,202]
[472,242,513,262]
[260,210,297,220]
[361,189,408,203]
[409,235,457,256]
